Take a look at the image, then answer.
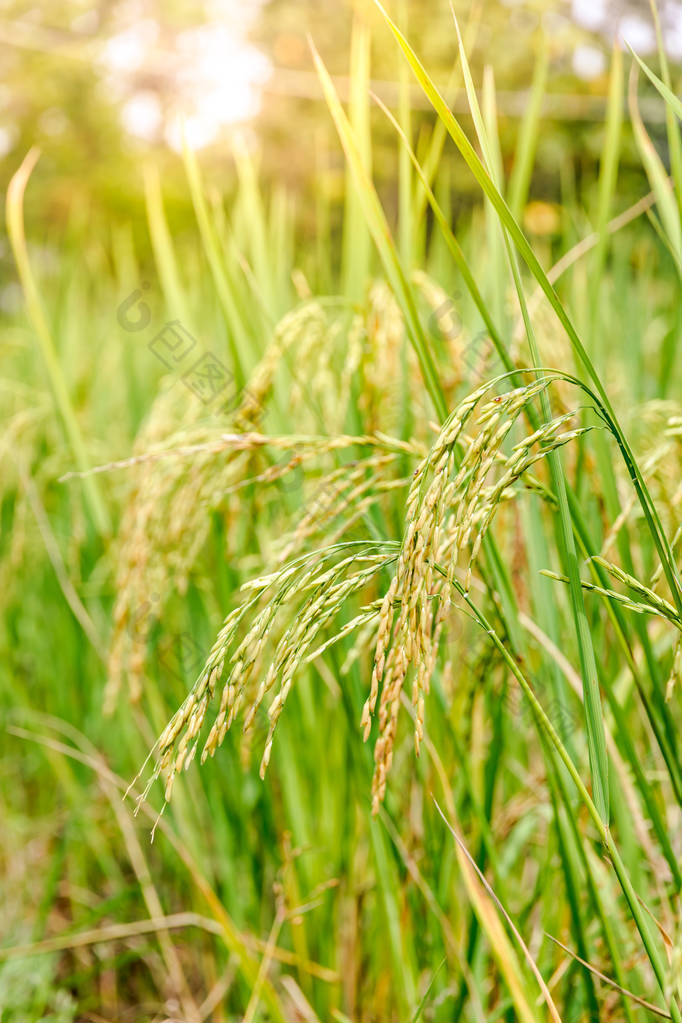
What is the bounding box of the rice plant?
[2,5,682,1021]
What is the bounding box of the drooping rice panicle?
[138,541,398,808]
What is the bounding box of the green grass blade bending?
[628,46,682,123]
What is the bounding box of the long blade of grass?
[369,818,419,1012]
[546,776,608,1020]
[434,800,562,1023]
[181,134,249,386]
[397,0,412,265]
[582,49,675,798]
[232,143,280,315]
[546,934,672,1019]
[370,91,510,373]
[628,65,682,273]
[481,65,507,330]
[310,39,446,421]
[410,957,447,1023]
[545,743,638,1023]
[507,39,549,220]
[590,44,624,343]
[412,0,485,227]
[6,149,110,535]
[454,25,610,822]
[627,46,682,123]
[341,16,372,301]
[439,567,681,1022]
[143,163,191,325]
[647,0,682,211]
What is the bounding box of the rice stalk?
[143,371,601,818]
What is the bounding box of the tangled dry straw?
[133,369,620,816]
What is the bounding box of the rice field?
[1,6,682,1021]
